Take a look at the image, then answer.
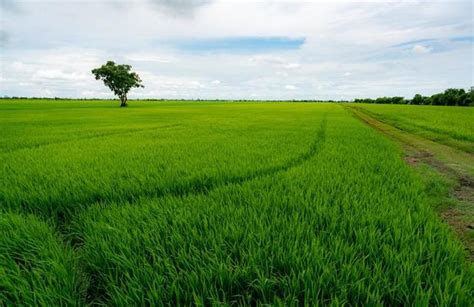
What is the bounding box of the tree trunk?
[120,95,128,107]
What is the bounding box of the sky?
[0,0,473,100]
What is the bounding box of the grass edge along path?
[344,105,474,260]
[347,105,474,153]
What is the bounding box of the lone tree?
[92,61,143,107]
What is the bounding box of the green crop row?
[0,100,472,305]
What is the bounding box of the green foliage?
[0,100,472,305]
[355,96,408,104]
[354,87,473,106]
[441,88,466,106]
[91,61,143,107]
[0,213,84,305]
[412,93,424,105]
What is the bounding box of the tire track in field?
[3,116,328,231]
[0,124,182,154]
[127,115,327,198]
[50,115,328,232]
[162,114,328,197]
[71,114,327,306]
[10,115,326,306]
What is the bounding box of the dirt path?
[344,105,474,260]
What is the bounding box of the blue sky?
[0,0,472,100]
[171,37,305,53]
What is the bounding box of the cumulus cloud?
[1,48,108,97]
[0,0,472,99]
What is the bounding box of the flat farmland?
[351,104,474,154]
[0,100,472,305]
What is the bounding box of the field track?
[345,105,474,260]
[1,101,473,305]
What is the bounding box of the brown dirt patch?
[441,207,474,261]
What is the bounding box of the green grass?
[0,213,84,305]
[351,104,474,153]
[1,100,472,305]
[1,100,319,223]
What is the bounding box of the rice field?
[1,100,472,305]
[351,104,474,153]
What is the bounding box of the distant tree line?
[2,87,473,105]
[354,88,474,106]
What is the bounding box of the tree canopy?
[353,88,473,106]
[92,61,143,107]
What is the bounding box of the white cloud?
[125,52,174,63]
[0,0,472,99]
[412,44,433,54]
[284,63,300,69]
[34,70,89,81]
[81,89,112,98]
[248,56,301,69]
[285,85,297,90]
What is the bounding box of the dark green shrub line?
[354,88,474,106]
